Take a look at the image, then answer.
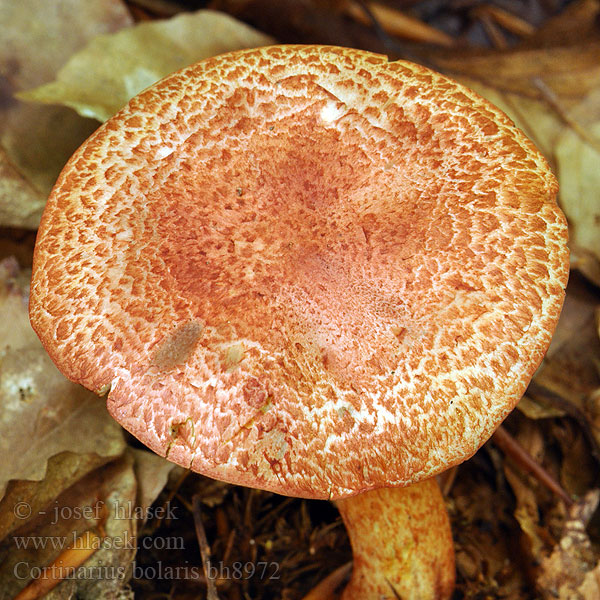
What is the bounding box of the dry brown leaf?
[0,453,116,542]
[451,460,527,597]
[0,147,47,229]
[0,0,132,228]
[579,563,600,599]
[505,464,546,557]
[19,9,275,122]
[0,456,137,599]
[545,276,599,362]
[532,0,600,45]
[432,42,600,109]
[131,448,181,523]
[503,423,551,560]
[428,0,600,110]
[0,257,125,502]
[519,275,600,426]
[517,395,565,420]
[64,455,138,600]
[537,489,600,600]
[555,111,600,285]
[0,257,34,350]
[533,276,600,425]
[555,425,597,496]
[0,229,36,267]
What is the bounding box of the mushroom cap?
[30,45,569,500]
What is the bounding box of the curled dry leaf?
[0,0,132,228]
[19,9,275,122]
[0,256,125,506]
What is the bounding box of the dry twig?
[493,425,574,507]
[193,494,220,600]
[344,0,455,47]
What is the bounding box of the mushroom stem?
[335,478,454,600]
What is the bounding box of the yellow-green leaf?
[19,9,275,122]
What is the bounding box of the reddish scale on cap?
[30,45,568,499]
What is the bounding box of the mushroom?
[30,45,569,598]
